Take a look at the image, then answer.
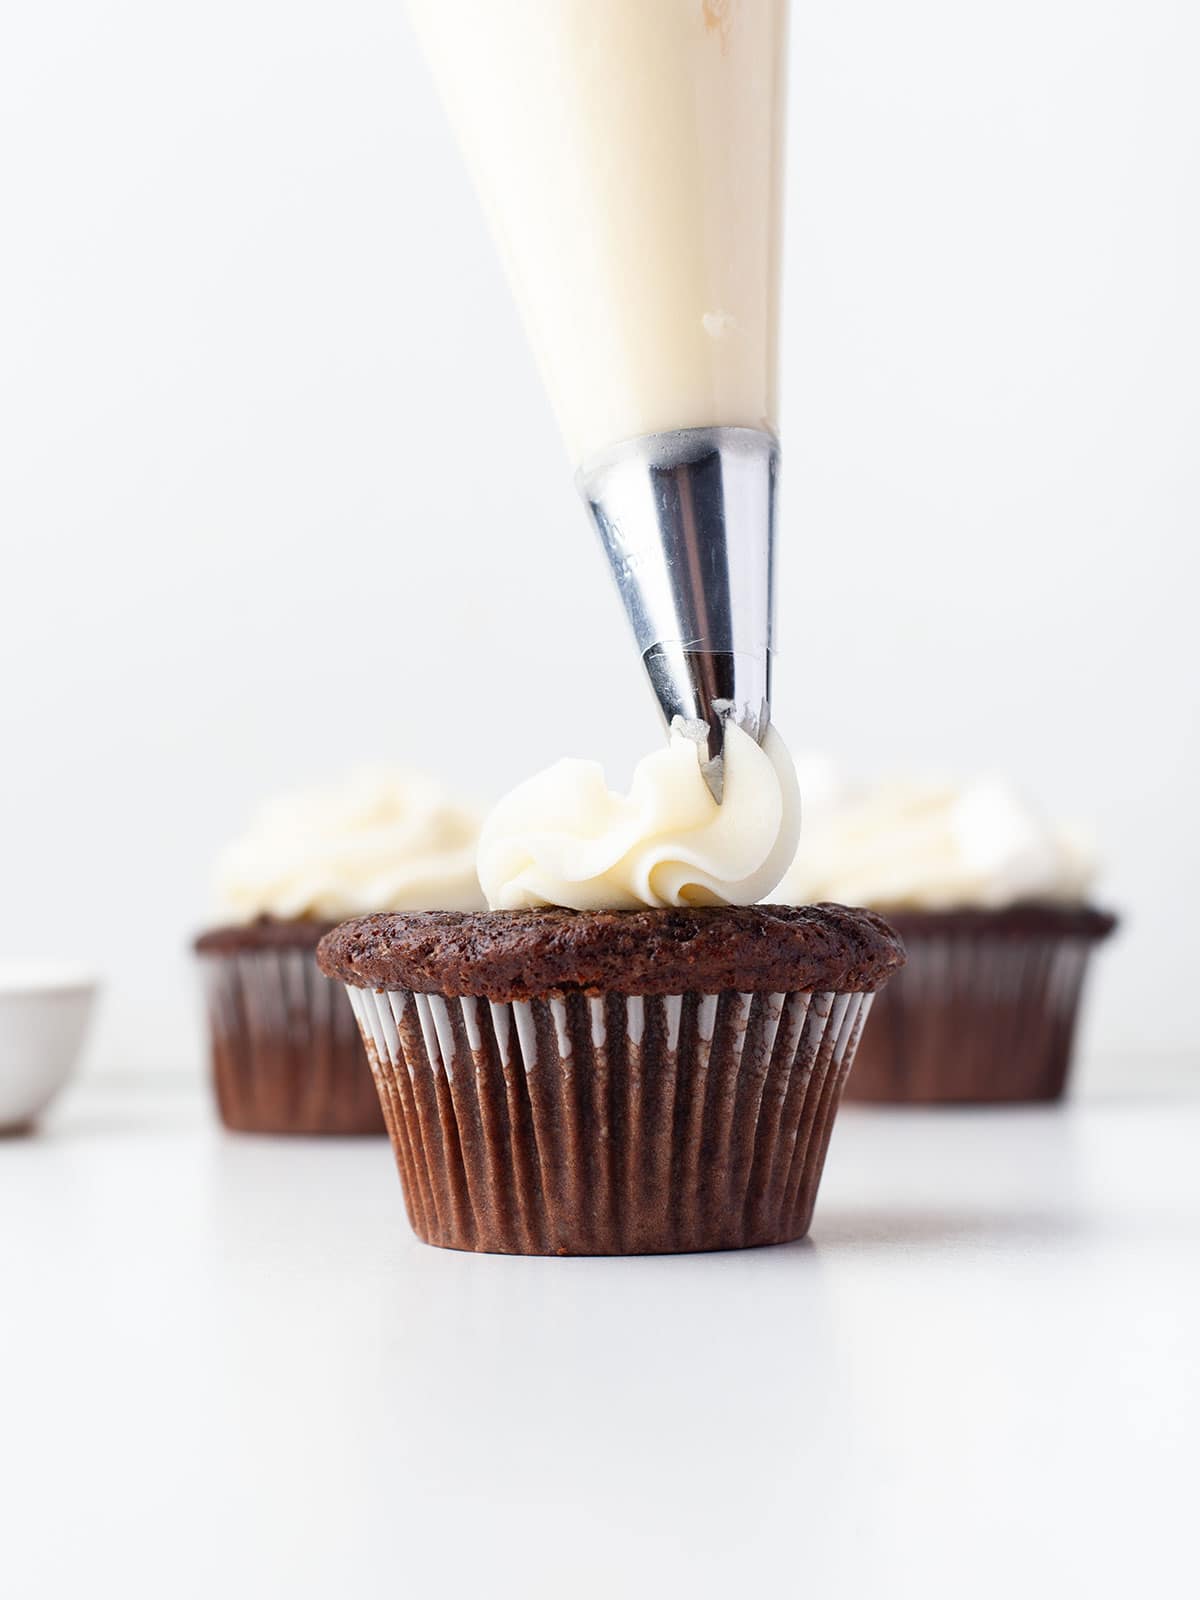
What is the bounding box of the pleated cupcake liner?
[845,930,1106,1104]
[345,984,874,1255]
[199,948,385,1135]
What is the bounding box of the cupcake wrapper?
[846,931,1102,1104]
[346,985,873,1255]
[200,949,385,1135]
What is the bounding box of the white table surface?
[3,1063,1198,1599]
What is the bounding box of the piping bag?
[408,0,789,799]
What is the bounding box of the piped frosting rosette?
[216,767,485,923]
[478,722,801,912]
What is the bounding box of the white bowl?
[0,966,98,1132]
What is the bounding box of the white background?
[1,0,1197,1076]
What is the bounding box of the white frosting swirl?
[477,722,801,911]
[773,773,1096,911]
[216,768,485,921]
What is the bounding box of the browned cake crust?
[873,905,1117,940]
[194,916,336,954]
[317,904,905,1001]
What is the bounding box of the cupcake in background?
[195,769,484,1135]
[774,771,1117,1104]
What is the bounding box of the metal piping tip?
[577,426,778,801]
[644,645,769,803]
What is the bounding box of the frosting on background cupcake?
[773,772,1096,911]
[478,722,801,910]
[216,769,485,921]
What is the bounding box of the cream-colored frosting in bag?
[406,0,788,462]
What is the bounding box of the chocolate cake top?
[874,905,1117,939]
[317,904,905,1002]
[194,916,336,954]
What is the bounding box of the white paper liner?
[198,947,384,1134]
[847,930,1099,1102]
[345,985,874,1255]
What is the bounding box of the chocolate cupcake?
[319,904,903,1254]
[847,905,1116,1103]
[195,769,484,1135]
[195,917,383,1134]
[775,774,1117,1103]
[317,726,903,1253]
